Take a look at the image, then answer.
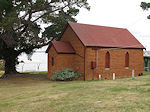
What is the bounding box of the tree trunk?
[0,38,20,78]
[4,57,18,75]
[2,54,19,78]
[0,57,19,79]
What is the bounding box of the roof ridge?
[67,21,145,49]
[68,21,127,30]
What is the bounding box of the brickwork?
[47,46,76,79]
[61,26,85,79]
[47,25,144,80]
[85,48,143,80]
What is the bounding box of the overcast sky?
[76,0,150,51]
[20,0,150,70]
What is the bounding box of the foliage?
[51,68,78,81]
[141,2,150,19]
[0,0,90,74]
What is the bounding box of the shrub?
[51,68,78,81]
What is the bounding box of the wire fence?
[0,60,4,71]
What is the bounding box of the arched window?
[52,57,54,66]
[105,52,110,68]
[125,52,129,67]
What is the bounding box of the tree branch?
[16,42,49,55]
[14,1,78,32]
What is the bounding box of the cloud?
[76,0,150,50]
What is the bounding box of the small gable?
[47,41,75,54]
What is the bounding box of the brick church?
[46,22,145,80]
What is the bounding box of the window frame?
[125,52,129,67]
[105,51,110,68]
[52,57,54,66]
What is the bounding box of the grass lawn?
[0,73,150,112]
[0,73,4,76]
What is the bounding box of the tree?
[141,2,150,19]
[0,0,90,77]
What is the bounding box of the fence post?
[113,73,115,80]
[99,74,101,80]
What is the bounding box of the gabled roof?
[48,41,75,54]
[46,22,145,53]
[68,22,145,49]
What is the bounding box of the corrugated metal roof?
[68,22,145,49]
[52,41,75,54]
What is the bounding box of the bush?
[51,68,78,81]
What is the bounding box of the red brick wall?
[60,26,85,79]
[47,25,144,80]
[47,46,76,79]
[85,48,143,80]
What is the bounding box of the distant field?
[0,73,4,76]
[22,71,48,74]
[0,72,150,112]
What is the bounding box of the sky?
[76,0,150,50]
[18,0,150,71]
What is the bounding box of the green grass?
[0,73,150,112]
[38,71,48,74]
[22,71,48,74]
[0,73,4,76]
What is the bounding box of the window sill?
[105,68,110,70]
